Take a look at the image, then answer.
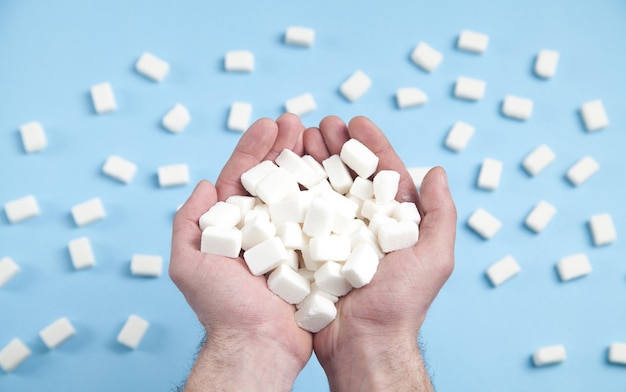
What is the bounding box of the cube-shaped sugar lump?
[117,314,149,349]
[243,237,289,276]
[241,161,279,196]
[525,201,557,233]
[411,41,443,72]
[566,156,599,186]
[0,257,20,288]
[268,264,311,304]
[39,317,76,349]
[588,213,616,246]
[445,121,475,152]
[68,237,96,270]
[71,198,105,227]
[224,50,254,72]
[227,102,253,132]
[407,167,432,190]
[158,164,190,187]
[533,344,566,366]
[340,70,371,102]
[360,198,398,221]
[135,52,170,82]
[276,222,305,250]
[285,93,316,116]
[269,198,307,226]
[201,226,242,258]
[314,261,352,297]
[19,121,47,153]
[4,195,40,223]
[131,254,163,277]
[340,139,379,179]
[309,235,351,262]
[200,201,241,230]
[486,255,520,287]
[295,294,337,333]
[522,144,556,176]
[285,26,315,47]
[396,87,428,109]
[534,50,560,79]
[349,177,374,201]
[477,158,503,190]
[302,155,328,183]
[226,195,256,222]
[323,155,354,195]
[162,103,191,133]
[457,30,489,53]
[102,155,138,184]
[0,338,31,373]
[502,95,533,120]
[90,82,117,114]
[557,253,591,282]
[392,202,421,224]
[302,198,335,238]
[342,243,380,288]
[580,99,609,132]
[454,76,486,101]
[276,149,321,189]
[378,221,419,253]
[348,225,385,260]
[373,170,400,204]
[369,213,398,237]
[468,208,501,239]
[608,342,626,365]
[256,168,300,205]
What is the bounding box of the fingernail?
[440,169,449,188]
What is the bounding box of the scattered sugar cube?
[241,161,279,196]
[486,255,520,287]
[90,82,117,114]
[340,138,379,179]
[71,197,105,227]
[457,30,489,53]
[502,95,534,120]
[477,158,503,190]
[445,121,475,152]
[39,317,76,349]
[285,26,315,47]
[522,144,556,176]
[309,235,351,262]
[340,70,372,102]
[68,236,96,270]
[4,195,40,223]
[0,338,31,373]
[162,103,191,133]
[314,261,353,297]
[580,99,609,132]
[224,50,254,72]
[454,76,486,100]
[533,344,566,366]
[285,93,316,116]
[243,237,289,276]
[19,121,47,153]
[201,227,242,258]
[525,201,557,233]
[468,208,502,239]
[534,50,560,79]
[200,201,242,230]
[131,254,163,277]
[117,315,149,349]
[566,156,599,186]
[268,264,311,304]
[410,41,443,72]
[227,102,253,132]
[407,167,432,190]
[135,52,170,82]
[396,87,427,109]
[378,221,419,253]
[557,253,592,281]
[158,163,190,187]
[608,342,626,365]
[102,155,137,184]
[342,243,380,288]
[0,257,20,288]
[323,155,354,195]
[256,168,300,205]
[373,170,400,204]
[295,293,337,333]
[588,213,616,246]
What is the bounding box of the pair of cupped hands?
[169,114,457,391]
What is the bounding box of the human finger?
[318,115,350,155]
[303,126,331,162]
[264,113,306,162]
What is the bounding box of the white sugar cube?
[580,99,609,132]
[241,218,276,251]
[502,95,533,120]
[295,293,337,333]
[340,70,371,102]
[321,192,358,235]
[243,237,289,276]
[566,156,599,186]
[276,149,320,189]
[285,26,315,47]
[396,87,428,109]
[457,30,489,53]
[468,208,502,239]
[477,158,503,190]
[276,222,305,250]
[301,245,322,271]
[342,243,380,288]
[454,76,486,101]
[378,221,419,253]
[302,198,335,238]
[588,213,616,246]
[369,213,398,237]
[525,201,557,233]
[39,317,76,349]
[131,254,163,277]
[323,155,354,195]
[349,177,374,201]
[285,93,316,116]
[19,121,47,153]
[374,170,400,204]
[256,168,300,205]
[302,155,328,184]
[68,237,96,270]
[534,50,560,79]
[557,253,592,281]
[90,82,117,114]
[225,50,254,72]
[227,101,253,132]
[117,315,149,349]
[608,342,626,365]
[102,155,138,184]
[158,163,190,187]
[360,198,398,221]
[445,121,475,152]
[0,338,31,372]
[522,144,556,176]
[268,264,311,304]
[314,261,352,297]
[4,195,40,223]
[0,257,20,288]
[226,195,256,224]
[407,167,432,190]
[200,201,241,230]
[201,226,242,258]
[340,138,379,179]
[348,225,385,260]
[71,197,105,227]
[392,202,421,224]
[410,41,443,72]
[135,52,170,82]
[269,198,307,226]
[486,255,520,287]
[309,235,351,262]
[533,344,566,366]
[162,103,191,133]
[241,161,279,196]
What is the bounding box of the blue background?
[1,0,625,390]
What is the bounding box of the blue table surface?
[1,1,625,391]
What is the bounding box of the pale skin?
[169,113,457,391]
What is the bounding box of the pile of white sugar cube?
[199,138,421,332]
